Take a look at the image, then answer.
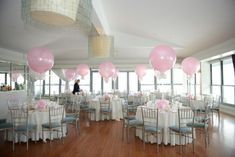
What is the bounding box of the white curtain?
[52,69,73,93]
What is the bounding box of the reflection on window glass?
[212,62,221,85]
[140,69,154,92]
[118,72,127,92]
[92,72,101,94]
[157,70,171,84]
[103,79,112,93]
[34,80,42,97]
[212,86,221,96]
[0,74,5,84]
[129,72,138,93]
[50,71,59,95]
[173,85,183,95]
[173,68,183,84]
[223,58,234,85]
[223,86,234,104]
[157,70,171,93]
[173,68,183,95]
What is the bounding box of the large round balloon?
[27,47,54,74]
[76,64,89,79]
[135,64,147,80]
[99,61,115,82]
[149,45,176,73]
[181,57,200,77]
[63,69,76,81]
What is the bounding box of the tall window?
[0,73,5,84]
[129,72,138,94]
[50,71,60,95]
[118,72,127,92]
[157,70,171,93]
[211,62,221,96]
[223,58,234,104]
[78,72,90,92]
[44,71,50,95]
[173,68,183,95]
[34,80,42,97]
[196,72,201,96]
[140,69,155,91]
[92,71,101,94]
[103,78,112,93]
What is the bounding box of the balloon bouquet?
[26,47,54,103]
[135,64,147,82]
[181,57,200,97]
[99,61,116,83]
[148,45,177,108]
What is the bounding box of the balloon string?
[40,80,42,99]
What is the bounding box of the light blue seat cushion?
[129,119,143,126]
[15,124,36,131]
[144,125,162,132]
[42,122,61,128]
[0,123,13,129]
[187,122,208,128]
[169,126,192,134]
[63,116,78,123]
[100,108,111,112]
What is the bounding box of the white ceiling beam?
[92,0,111,35]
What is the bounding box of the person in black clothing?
[72,79,81,94]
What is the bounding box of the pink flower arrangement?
[37,99,46,110]
[104,95,109,101]
[156,99,169,110]
[187,93,194,100]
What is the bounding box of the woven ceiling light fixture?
[21,0,92,32]
[89,35,114,58]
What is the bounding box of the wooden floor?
[0,112,235,157]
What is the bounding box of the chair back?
[9,106,29,129]
[133,96,143,106]
[48,106,64,126]
[180,96,191,107]
[177,108,194,129]
[203,95,214,107]
[141,107,159,127]
[212,95,221,109]
[99,97,111,111]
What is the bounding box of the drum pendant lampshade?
[30,0,80,26]
[90,35,114,58]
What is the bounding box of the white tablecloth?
[7,103,66,143]
[89,97,124,121]
[135,105,193,145]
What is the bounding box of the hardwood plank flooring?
[0,112,235,157]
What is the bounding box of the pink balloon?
[149,45,176,73]
[181,57,200,77]
[99,61,115,81]
[12,70,20,82]
[63,69,76,81]
[135,64,147,79]
[76,64,89,79]
[27,47,54,74]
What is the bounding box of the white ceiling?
[0,0,235,68]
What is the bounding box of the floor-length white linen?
[135,104,193,145]
[7,102,66,143]
[89,97,124,121]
